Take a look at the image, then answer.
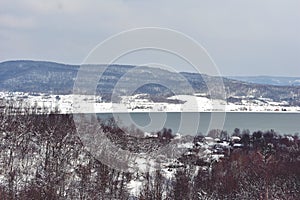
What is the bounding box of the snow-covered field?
[1,92,300,114]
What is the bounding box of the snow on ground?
[1,92,300,113]
[127,178,143,197]
[177,142,194,149]
[211,154,225,162]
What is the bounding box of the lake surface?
[97,112,300,135]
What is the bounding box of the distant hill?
[1,60,300,105]
[0,60,78,94]
[228,76,300,86]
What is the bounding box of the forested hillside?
[0,112,299,199]
[1,60,300,105]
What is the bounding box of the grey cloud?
[0,0,299,76]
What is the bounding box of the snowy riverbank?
[1,92,300,114]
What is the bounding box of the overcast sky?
[0,0,300,76]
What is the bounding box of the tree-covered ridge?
[0,60,300,105]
